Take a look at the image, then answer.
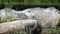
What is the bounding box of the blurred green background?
[0,0,60,11]
[0,0,60,4]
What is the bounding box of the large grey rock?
[23,7,60,27]
[0,20,40,33]
[0,7,60,27]
[13,11,28,20]
[0,8,16,18]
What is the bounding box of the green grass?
[7,27,60,34]
[0,0,60,4]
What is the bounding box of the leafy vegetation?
[56,19,60,28]
[0,15,17,23]
[0,0,60,4]
[5,27,59,34]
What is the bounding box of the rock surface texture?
[0,7,60,34]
